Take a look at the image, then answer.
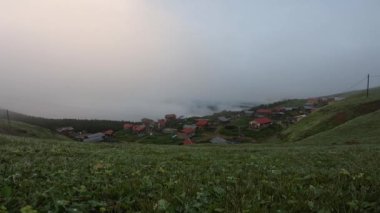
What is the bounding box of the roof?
[304,105,317,110]
[104,129,114,135]
[254,118,272,124]
[133,125,146,132]
[210,137,228,144]
[87,132,105,138]
[218,116,230,122]
[244,110,254,114]
[183,124,197,129]
[273,107,285,112]
[162,128,177,134]
[256,109,272,114]
[123,123,134,129]
[158,119,166,124]
[196,119,209,127]
[183,138,194,145]
[84,133,105,142]
[182,128,195,135]
[56,127,74,132]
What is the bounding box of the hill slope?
[0,119,66,140]
[296,109,380,145]
[281,87,380,142]
[0,109,124,133]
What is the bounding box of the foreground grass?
[0,135,379,212]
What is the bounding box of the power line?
[343,77,367,92]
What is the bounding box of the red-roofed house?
[182,128,195,135]
[132,125,146,134]
[250,118,272,129]
[182,138,194,145]
[142,118,155,127]
[157,119,166,129]
[123,123,134,130]
[196,119,209,128]
[177,127,196,139]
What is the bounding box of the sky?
[1,0,380,120]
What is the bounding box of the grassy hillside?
[0,120,66,140]
[0,135,379,212]
[297,109,380,145]
[281,88,380,142]
[0,110,124,133]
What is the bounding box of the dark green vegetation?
[1,135,379,212]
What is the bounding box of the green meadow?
[1,134,379,212]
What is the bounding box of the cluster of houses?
[55,96,344,145]
[122,114,211,145]
[56,127,114,142]
[247,96,344,130]
[122,114,177,135]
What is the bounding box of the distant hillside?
[297,109,380,145]
[0,119,66,140]
[0,110,124,133]
[281,87,380,142]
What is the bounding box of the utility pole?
[6,110,11,126]
[367,74,370,98]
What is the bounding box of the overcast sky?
[1,0,380,120]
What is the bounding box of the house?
[210,137,228,144]
[182,138,194,145]
[182,128,195,136]
[196,119,209,128]
[284,107,295,111]
[244,110,254,116]
[250,117,272,129]
[56,127,74,133]
[256,109,272,116]
[272,107,285,113]
[177,128,195,139]
[123,123,134,130]
[218,116,231,123]
[74,133,88,141]
[142,118,155,127]
[304,105,317,113]
[165,114,177,121]
[132,125,146,134]
[306,98,320,106]
[183,124,197,130]
[272,112,285,118]
[293,114,307,123]
[104,129,114,136]
[162,128,177,134]
[157,119,166,129]
[83,133,105,142]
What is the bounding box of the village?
[56,96,344,145]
